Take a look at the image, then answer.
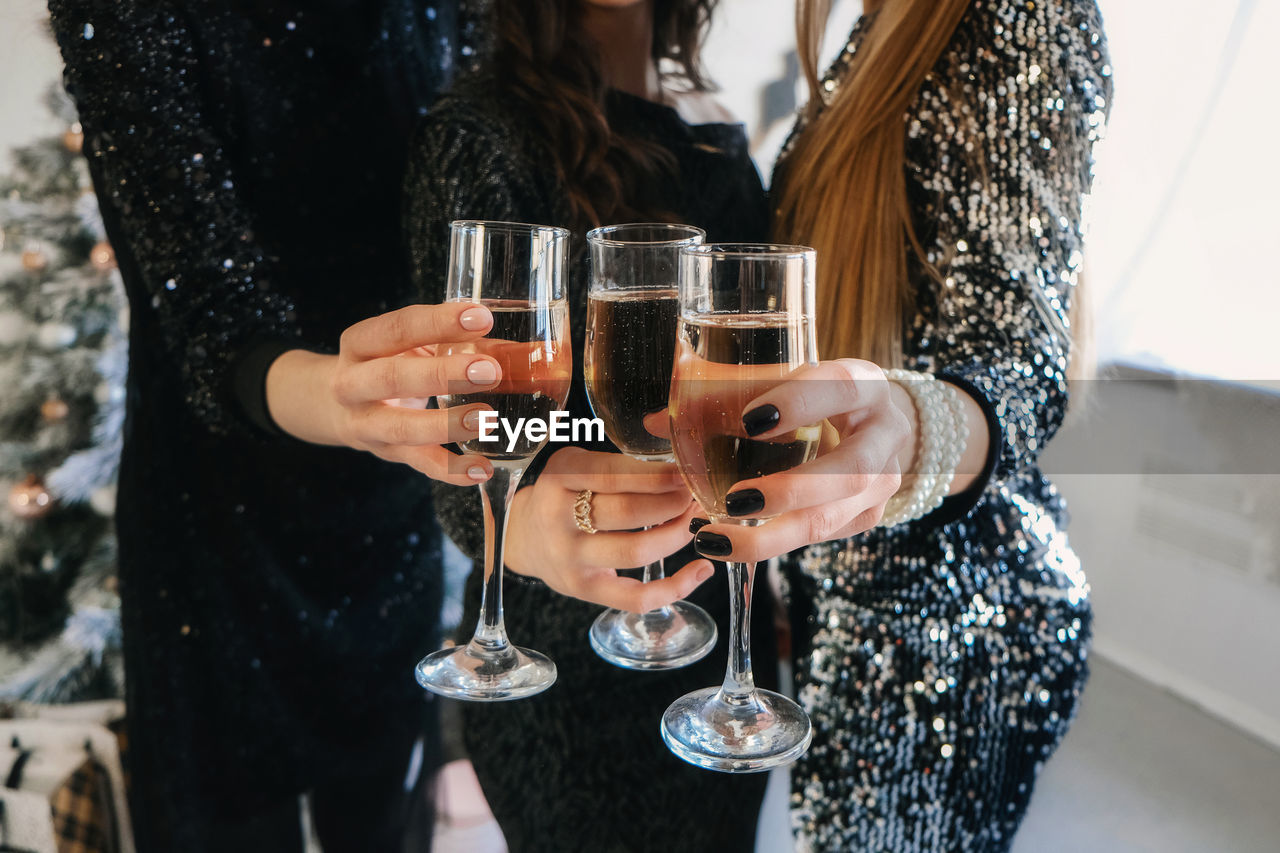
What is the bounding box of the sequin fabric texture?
[47,1,480,847]
[774,2,1111,850]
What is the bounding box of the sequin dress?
[773,2,1111,850]
[405,80,776,852]
[47,1,478,847]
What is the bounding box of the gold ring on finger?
[573,489,598,534]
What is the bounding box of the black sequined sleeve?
[48,0,304,437]
[908,0,1111,491]
[404,95,546,560]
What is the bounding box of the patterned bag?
[0,702,132,853]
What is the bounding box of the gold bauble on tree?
[8,475,54,520]
[62,122,84,154]
[41,395,70,423]
[21,247,48,272]
[89,240,116,270]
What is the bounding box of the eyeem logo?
[477,410,604,453]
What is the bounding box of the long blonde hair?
[774,0,971,364]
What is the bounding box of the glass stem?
[470,463,523,652]
[641,552,665,584]
[719,560,758,703]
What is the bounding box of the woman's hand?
[690,359,916,563]
[265,302,503,486]
[505,447,715,612]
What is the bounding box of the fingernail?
[689,517,711,535]
[459,306,491,331]
[462,409,482,430]
[466,359,498,385]
[696,562,715,583]
[742,404,780,437]
[694,531,732,558]
[725,488,765,517]
[467,465,489,481]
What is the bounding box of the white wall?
[1047,374,1280,748]
[0,1,64,171]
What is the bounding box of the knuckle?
[338,327,356,355]
[619,540,649,569]
[384,309,410,349]
[376,358,401,398]
[422,356,451,397]
[846,450,877,486]
[807,504,845,543]
[386,413,414,446]
[550,446,585,474]
[831,358,862,383]
[330,367,353,405]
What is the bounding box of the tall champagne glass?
[416,220,571,701]
[584,223,718,670]
[662,244,818,771]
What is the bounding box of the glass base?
[415,640,556,702]
[660,686,813,773]
[588,601,718,671]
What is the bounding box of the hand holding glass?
[415,220,570,701]
[583,223,718,670]
[662,244,819,772]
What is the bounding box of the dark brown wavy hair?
[489,0,718,233]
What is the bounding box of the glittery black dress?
[47,1,478,848]
[773,2,1112,850]
[405,81,775,852]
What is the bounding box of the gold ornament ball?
[63,125,84,154]
[90,241,116,270]
[41,396,70,422]
[21,248,48,272]
[8,475,53,520]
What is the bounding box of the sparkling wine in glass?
[415,220,571,701]
[662,244,819,771]
[583,223,718,670]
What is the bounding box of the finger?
[577,559,715,613]
[723,415,905,519]
[589,490,696,532]
[353,403,491,448]
[334,352,501,405]
[379,444,493,487]
[576,504,699,569]
[543,447,686,494]
[740,359,889,439]
[692,494,886,563]
[642,411,671,440]
[340,302,494,361]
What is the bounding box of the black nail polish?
[689,517,711,535]
[725,488,765,517]
[694,531,732,558]
[742,404,780,437]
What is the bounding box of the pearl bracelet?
[879,369,970,528]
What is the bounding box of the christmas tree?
[0,83,127,704]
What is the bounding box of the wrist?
[265,349,345,446]
[503,487,536,578]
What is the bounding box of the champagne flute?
[583,223,718,670]
[662,244,819,771]
[415,220,571,701]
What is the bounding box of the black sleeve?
[904,0,1112,524]
[48,0,306,438]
